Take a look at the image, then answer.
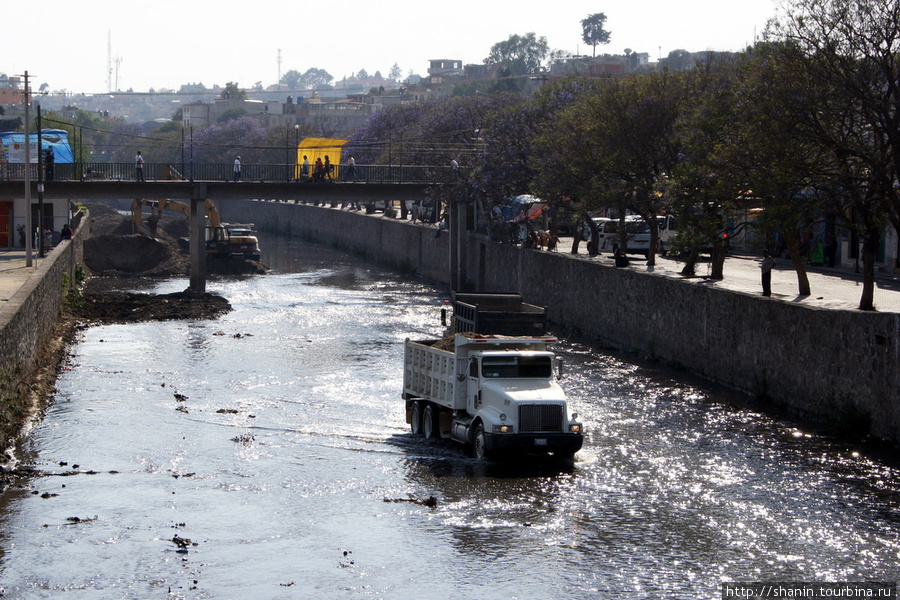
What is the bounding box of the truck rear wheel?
[423,404,439,439]
[410,402,423,435]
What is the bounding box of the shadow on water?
[387,433,578,480]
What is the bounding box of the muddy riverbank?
[0,201,237,478]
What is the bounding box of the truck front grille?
[519,404,564,432]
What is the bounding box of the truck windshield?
[481,356,552,378]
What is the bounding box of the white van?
[590,218,619,253]
[591,216,665,257]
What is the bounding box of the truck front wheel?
[410,402,423,435]
[472,424,490,461]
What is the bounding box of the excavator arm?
[131,197,257,259]
[132,198,220,231]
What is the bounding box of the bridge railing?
[0,162,458,184]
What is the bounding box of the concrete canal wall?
[219,200,900,444]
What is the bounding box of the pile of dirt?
[84,202,191,277]
[84,234,189,277]
[82,202,266,277]
[72,203,235,323]
[71,288,232,324]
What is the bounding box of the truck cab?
[461,345,581,459]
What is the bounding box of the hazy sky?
[7,0,779,94]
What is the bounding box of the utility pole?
[23,71,32,267]
[37,104,45,257]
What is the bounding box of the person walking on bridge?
[135,151,145,182]
[45,148,54,181]
[233,156,242,182]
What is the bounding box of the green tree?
[581,13,611,57]
[389,63,402,81]
[766,0,900,310]
[298,68,333,89]
[220,82,247,101]
[668,55,748,278]
[662,49,695,72]
[488,33,549,76]
[733,42,843,296]
[533,73,684,262]
[281,69,303,89]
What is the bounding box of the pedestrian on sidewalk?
[761,249,775,296]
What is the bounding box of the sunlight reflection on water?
[0,238,897,598]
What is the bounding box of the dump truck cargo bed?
[452,293,547,336]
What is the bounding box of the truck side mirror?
[555,356,564,380]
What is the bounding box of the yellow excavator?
[131,198,261,260]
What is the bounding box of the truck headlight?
[569,424,582,433]
[492,424,513,434]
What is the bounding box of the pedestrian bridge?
[0,162,457,292]
[0,162,459,185]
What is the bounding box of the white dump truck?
[403,294,583,460]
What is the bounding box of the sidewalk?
[554,237,900,313]
[0,250,44,303]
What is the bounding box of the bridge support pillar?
[189,185,208,294]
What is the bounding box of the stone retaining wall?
[0,209,89,404]
[218,200,900,444]
[219,199,448,281]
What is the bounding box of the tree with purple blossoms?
[189,116,269,164]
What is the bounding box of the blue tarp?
[0,129,75,163]
[498,194,544,222]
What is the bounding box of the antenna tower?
[114,56,123,91]
[277,48,282,84]
[107,31,113,93]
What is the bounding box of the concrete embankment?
[219,199,900,445]
[0,210,89,447]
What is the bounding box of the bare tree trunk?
[784,236,811,296]
[570,236,581,254]
[710,241,726,280]
[859,230,877,311]
[647,221,658,267]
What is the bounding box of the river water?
[1,237,898,599]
